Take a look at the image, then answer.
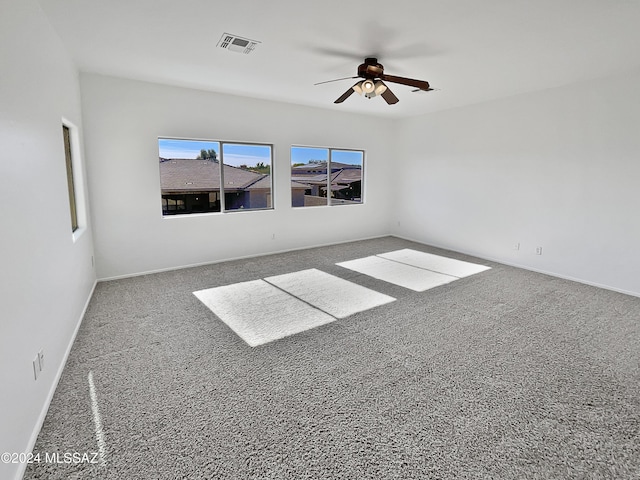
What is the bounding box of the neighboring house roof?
[323,184,351,191]
[332,169,362,185]
[291,162,362,187]
[291,173,328,185]
[244,176,272,190]
[160,158,219,192]
[224,165,266,190]
[291,180,310,190]
[160,158,263,192]
[159,158,308,192]
[292,169,362,189]
[292,161,358,173]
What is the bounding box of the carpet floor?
[24,237,640,479]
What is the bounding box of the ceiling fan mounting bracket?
[358,57,384,79]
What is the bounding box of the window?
[222,143,272,211]
[158,138,273,216]
[63,125,78,231]
[62,119,86,240]
[291,146,364,207]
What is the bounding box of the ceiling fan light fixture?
[352,81,364,95]
[362,79,376,94]
[364,80,387,99]
[373,80,387,96]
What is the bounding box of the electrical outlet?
[514,242,520,251]
[271,233,275,240]
[535,246,543,255]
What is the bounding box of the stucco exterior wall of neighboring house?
[291,189,306,207]
[303,195,329,207]
[248,189,270,209]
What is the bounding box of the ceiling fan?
[315,57,433,104]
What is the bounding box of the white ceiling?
[37,0,640,118]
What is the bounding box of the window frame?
[158,137,274,217]
[62,118,87,242]
[290,145,365,208]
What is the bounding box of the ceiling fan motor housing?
[358,57,384,78]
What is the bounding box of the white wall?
[80,74,395,280]
[0,1,96,479]
[394,68,640,296]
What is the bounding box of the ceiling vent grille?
[217,33,260,54]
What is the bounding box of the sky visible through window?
[159,139,361,170]
[158,138,270,167]
[222,143,271,167]
[291,146,362,166]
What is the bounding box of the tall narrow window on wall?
[62,119,87,241]
[158,138,273,216]
[291,146,364,207]
[62,125,78,231]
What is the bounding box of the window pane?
[158,138,221,215]
[222,143,272,211]
[291,147,329,207]
[329,150,363,205]
[63,125,79,231]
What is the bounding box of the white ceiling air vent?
[217,33,260,54]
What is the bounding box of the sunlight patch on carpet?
[194,279,336,347]
[336,256,458,292]
[378,249,491,278]
[264,268,396,319]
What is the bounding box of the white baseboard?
[98,234,389,282]
[392,233,640,299]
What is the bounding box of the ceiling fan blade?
[314,76,359,86]
[412,87,436,93]
[381,86,399,105]
[380,73,431,91]
[334,85,357,104]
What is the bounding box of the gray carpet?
[24,237,640,479]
